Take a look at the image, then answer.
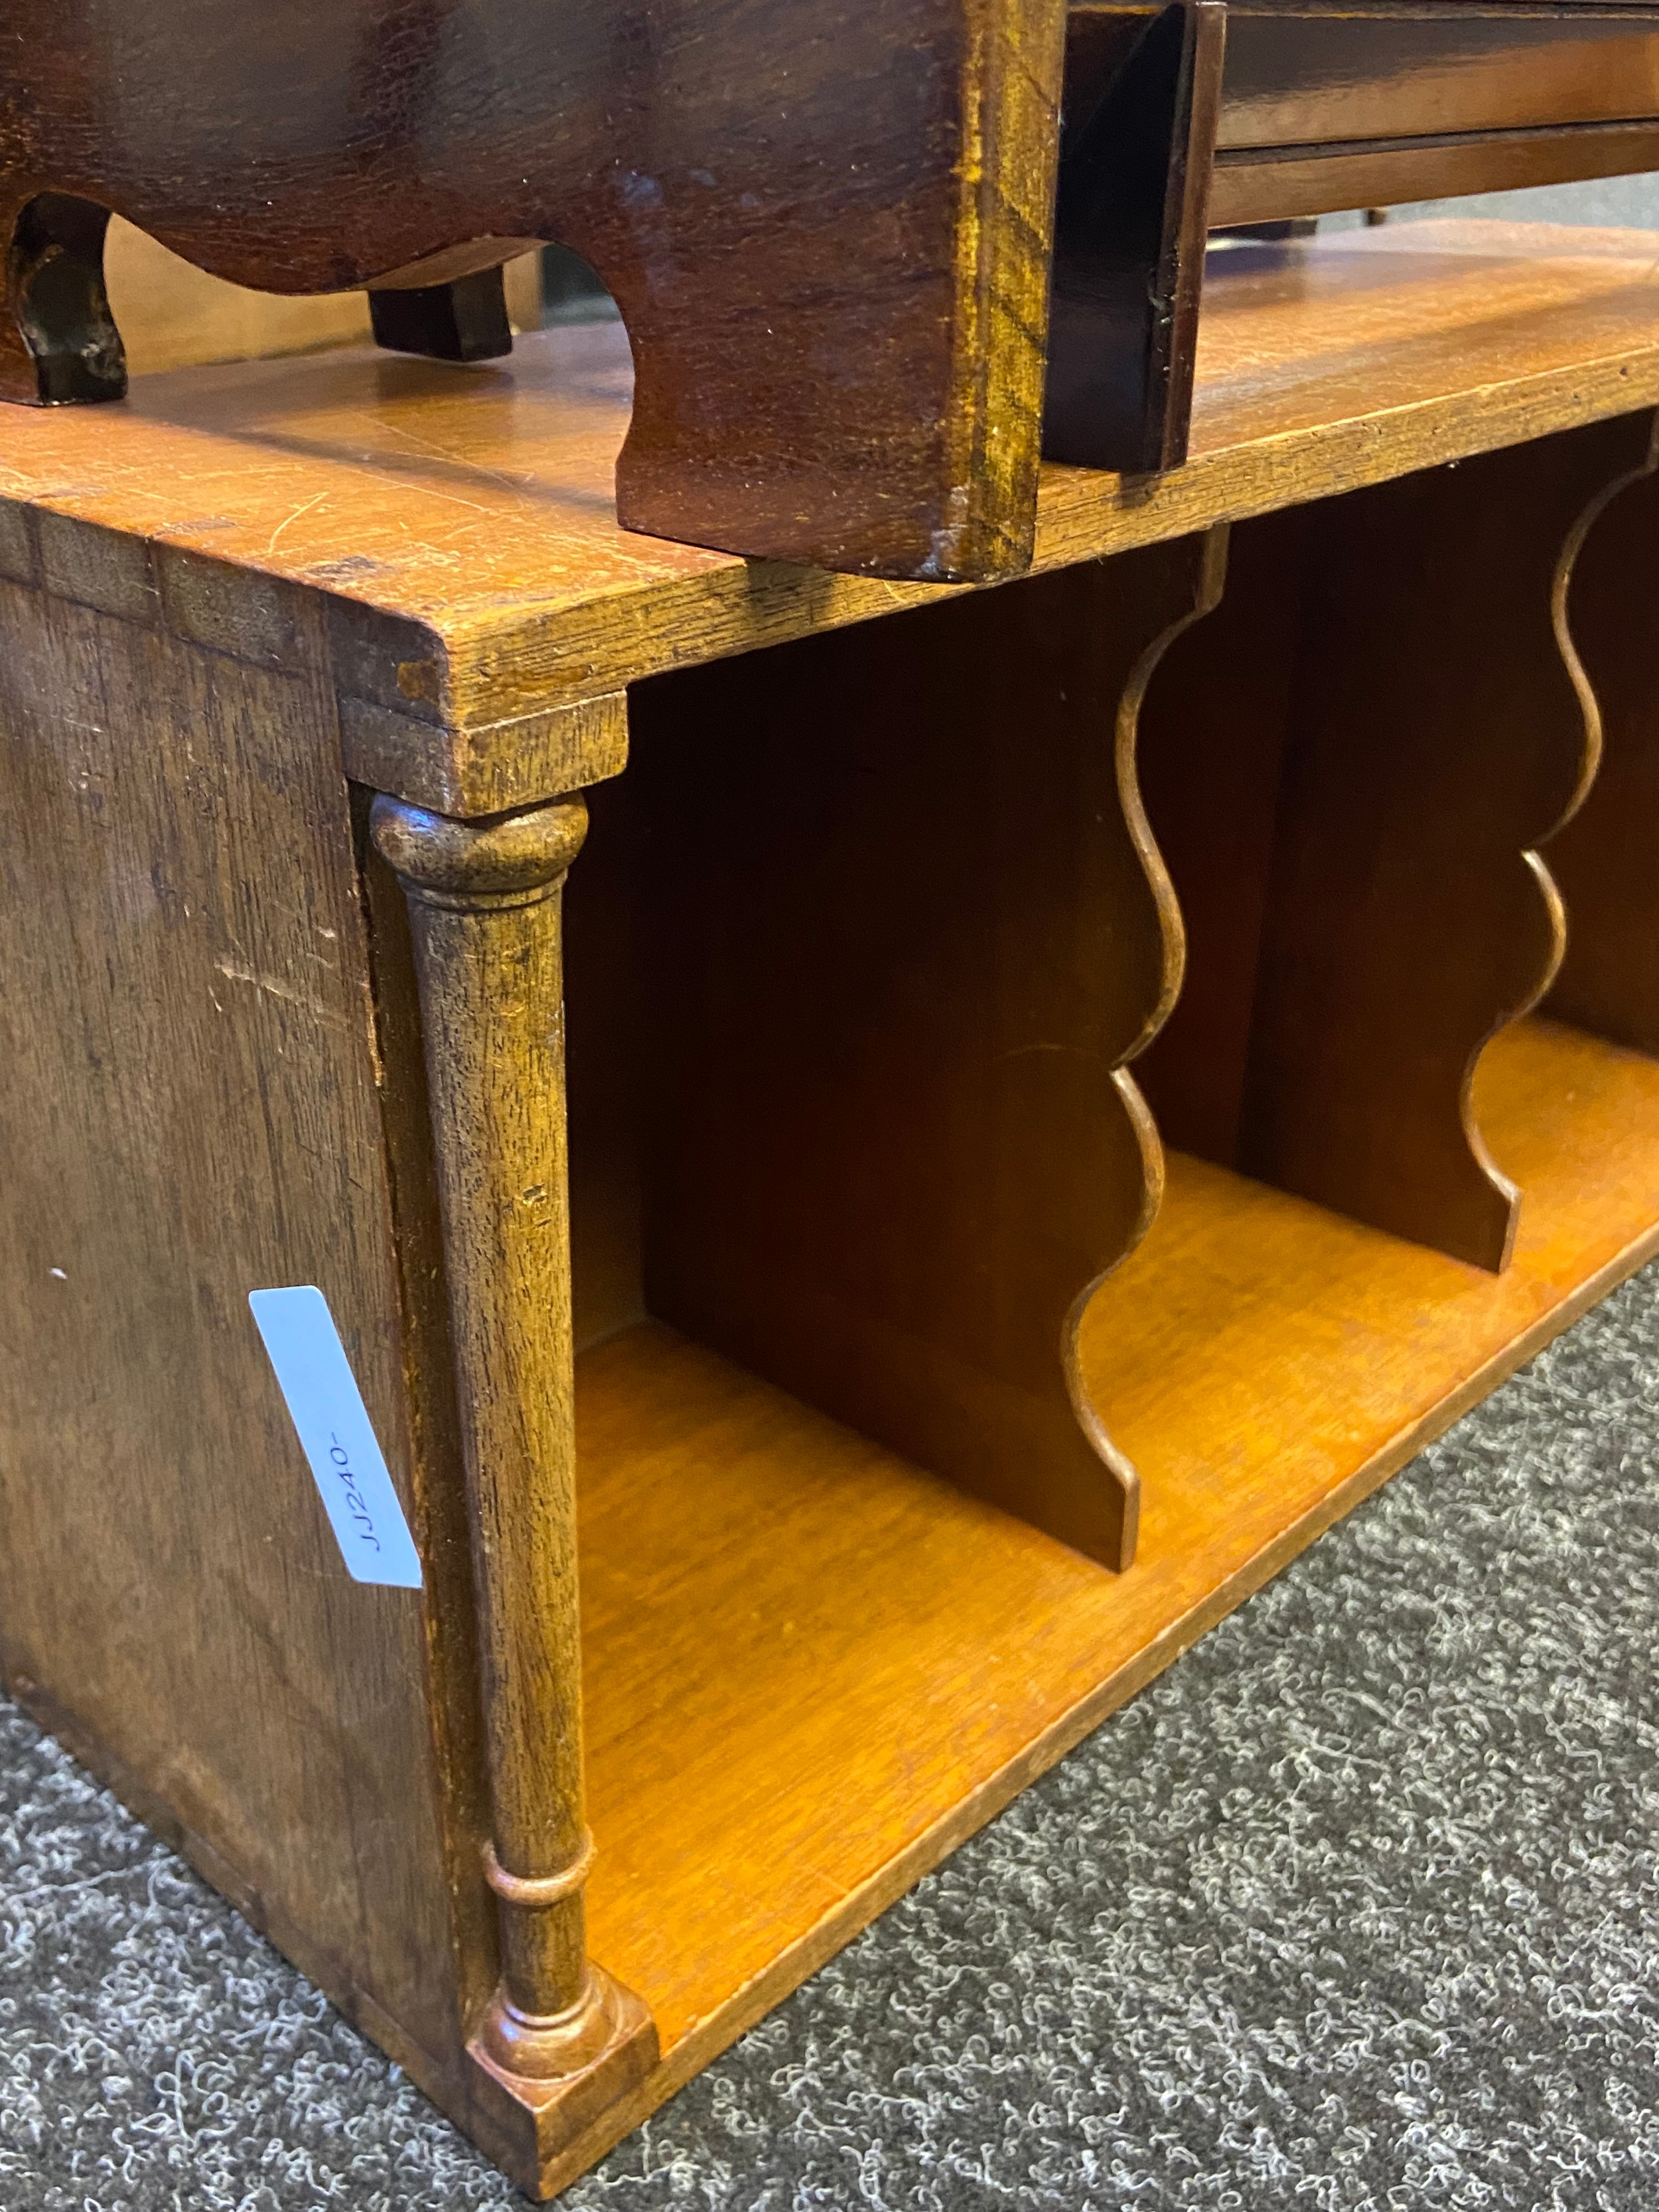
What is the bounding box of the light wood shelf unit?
[575,1013,1659,2119]
[3,222,1659,2197]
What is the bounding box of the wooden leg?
[367,796,656,2142]
[626,531,1225,1570]
[1137,414,1659,1270]
[1,192,125,404]
[1043,0,1225,475]
[369,266,514,364]
[1546,419,1659,1052]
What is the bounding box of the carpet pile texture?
[3,1264,1658,2210]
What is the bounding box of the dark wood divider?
[1548,425,1659,1053]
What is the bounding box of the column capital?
[369,792,588,910]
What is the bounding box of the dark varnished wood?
[622,534,1224,1570]
[1052,0,1659,477]
[1137,414,1658,1270]
[1546,423,1659,1055]
[0,0,1066,583]
[9,6,1659,575]
[1046,2,1226,474]
[1210,118,1659,230]
[1218,7,1659,151]
[369,265,514,366]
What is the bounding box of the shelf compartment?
[572,1011,1659,2140]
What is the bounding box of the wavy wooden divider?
[1546,418,1659,1053]
[1137,412,1659,1272]
[583,534,1225,1572]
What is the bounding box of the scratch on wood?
[214,957,347,1031]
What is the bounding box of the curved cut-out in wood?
[1545,413,1659,1053]
[624,530,1226,1571]
[1136,415,1659,1273]
[0,0,1065,582]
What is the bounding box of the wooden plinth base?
[557,1013,1659,2195]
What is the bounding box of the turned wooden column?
[368,792,654,2106]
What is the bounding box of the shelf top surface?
[2,218,1658,758]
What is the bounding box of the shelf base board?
[565,1014,1659,2194]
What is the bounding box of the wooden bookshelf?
[565,1016,1659,2175]
[3,224,1659,2197]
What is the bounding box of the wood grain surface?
[1045,1,1224,474]
[1547,448,1659,1055]
[623,533,1224,1571]
[1141,413,1658,1270]
[1217,8,1659,149]
[0,564,484,2113]
[0,222,1656,814]
[9,209,1659,2204]
[370,798,657,2120]
[0,0,1066,581]
[554,1013,1659,2193]
[11,4,1659,559]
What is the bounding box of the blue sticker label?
[248,1286,423,1589]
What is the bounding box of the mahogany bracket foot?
[1,192,125,405]
[370,266,514,365]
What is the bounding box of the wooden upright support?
[368,796,656,2136]
[1546,419,1659,1053]
[1137,413,1659,1271]
[625,532,1224,1570]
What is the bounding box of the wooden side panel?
[1210,122,1659,229]
[0,541,470,2079]
[1138,416,1658,1270]
[625,535,1223,1570]
[1546,426,1659,1054]
[1208,9,1659,224]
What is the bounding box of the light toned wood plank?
[563,1013,1659,2185]
[1,222,1659,809]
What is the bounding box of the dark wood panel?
[1046,1,1226,473]
[1212,118,1659,226]
[1135,504,1304,1163]
[1218,13,1659,149]
[0,0,1066,582]
[1546,422,1659,1053]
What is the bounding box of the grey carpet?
[4,1264,1659,2212]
